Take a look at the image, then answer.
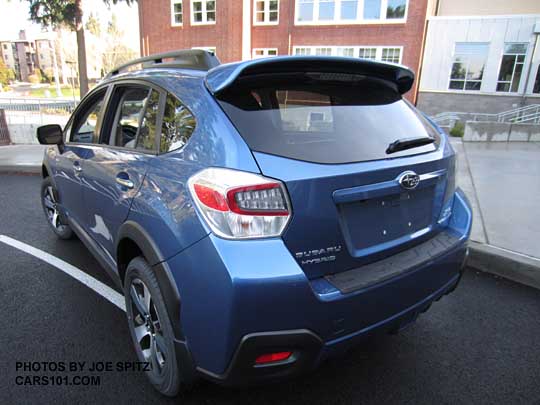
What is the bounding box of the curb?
[468,241,540,290]
[0,165,41,174]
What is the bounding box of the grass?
[27,86,80,99]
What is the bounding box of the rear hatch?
[208,57,455,279]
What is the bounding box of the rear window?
[217,75,440,164]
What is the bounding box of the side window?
[71,90,106,143]
[111,87,151,149]
[160,94,196,153]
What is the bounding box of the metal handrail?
[497,104,540,119]
[433,104,540,125]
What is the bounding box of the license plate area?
[338,186,434,255]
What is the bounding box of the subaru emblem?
[398,171,420,190]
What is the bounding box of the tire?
[41,177,74,240]
[124,257,191,396]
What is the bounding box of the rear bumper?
[167,189,472,385]
[198,262,465,386]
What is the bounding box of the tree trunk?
[75,0,89,97]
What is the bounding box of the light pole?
[66,60,77,102]
[48,40,62,98]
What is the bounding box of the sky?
[0,0,140,51]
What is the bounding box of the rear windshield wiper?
[386,136,435,155]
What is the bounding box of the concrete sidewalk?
[0,144,46,173]
[451,138,540,288]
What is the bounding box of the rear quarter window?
[159,93,196,153]
[217,76,440,164]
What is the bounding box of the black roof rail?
[105,49,220,78]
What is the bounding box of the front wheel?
[124,257,191,396]
[41,177,74,239]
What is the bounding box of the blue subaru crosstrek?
[37,50,471,396]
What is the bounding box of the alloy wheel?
[43,186,67,232]
[129,278,167,376]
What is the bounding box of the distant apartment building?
[0,31,39,82]
[0,29,105,86]
[417,0,540,115]
[138,0,431,101]
[0,31,60,82]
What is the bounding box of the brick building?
[138,0,431,101]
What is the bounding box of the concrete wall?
[437,0,540,16]
[416,91,540,116]
[464,121,540,141]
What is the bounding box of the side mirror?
[37,124,63,145]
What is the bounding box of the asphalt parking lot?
[1,173,539,404]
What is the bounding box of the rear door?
[79,83,162,258]
[216,73,455,279]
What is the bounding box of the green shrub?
[449,121,465,137]
[28,74,41,84]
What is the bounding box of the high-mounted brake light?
[188,168,292,239]
[255,351,292,365]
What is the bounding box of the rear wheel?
[124,257,189,396]
[40,177,74,239]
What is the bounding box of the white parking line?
[0,235,126,312]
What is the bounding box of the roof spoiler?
[205,56,415,95]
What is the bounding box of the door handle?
[73,162,82,173]
[116,177,134,189]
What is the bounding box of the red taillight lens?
[193,183,229,212]
[227,183,289,216]
[255,351,292,365]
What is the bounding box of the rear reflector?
[255,351,292,365]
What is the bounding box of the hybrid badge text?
[295,246,342,265]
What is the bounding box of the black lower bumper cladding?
[196,329,323,386]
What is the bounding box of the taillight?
[188,168,292,239]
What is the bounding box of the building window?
[496,43,527,93]
[298,0,314,22]
[254,0,279,24]
[252,48,278,58]
[534,66,540,94]
[386,0,406,19]
[318,0,335,21]
[296,0,406,24]
[295,47,312,55]
[340,0,358,20]
[336,47,354,57]
[363,0,380,19]
[294,45,402,63]
[171,0,183,25]
[381,47,400,63]
[449,43,488,91]
[358,47,377,59]
[191,0,216,24]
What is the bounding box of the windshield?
[217,75,440,164]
